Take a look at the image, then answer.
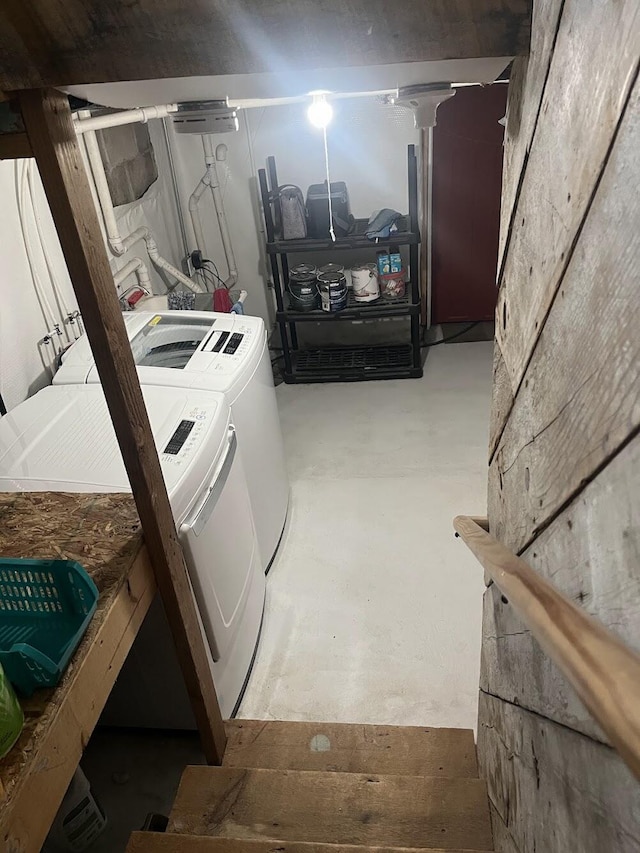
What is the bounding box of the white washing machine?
[0,383,265,720]
[54,310,289,572]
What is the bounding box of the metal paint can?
[351,263,380,303]
[317,271,348,313]
[318,263,345,276]
[288,265,319,312]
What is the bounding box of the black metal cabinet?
[259,145,423,383]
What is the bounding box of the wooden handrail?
[454,515,640,781]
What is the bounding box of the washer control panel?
[212,322,256,372]
[163,419,195,455]
[223,332,244,355]
[160,404,215,468]
[211,330,230,352]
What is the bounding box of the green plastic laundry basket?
[0,558,99,696]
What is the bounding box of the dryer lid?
[0,384,231,525]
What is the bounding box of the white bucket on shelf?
[351,263,380,303]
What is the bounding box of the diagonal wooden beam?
[18,87,226,764]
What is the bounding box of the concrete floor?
[77,340,492,851]
[239,341,492,729]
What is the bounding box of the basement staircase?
[126,721,494,853]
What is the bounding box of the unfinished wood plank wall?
[482,0,640,850]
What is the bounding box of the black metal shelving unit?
[259,144,423,383]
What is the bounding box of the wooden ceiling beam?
[1,1,531,91]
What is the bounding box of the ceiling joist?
[0,1,531,92]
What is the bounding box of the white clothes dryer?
[0,384,265,719]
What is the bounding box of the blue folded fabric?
[366,208,402,240]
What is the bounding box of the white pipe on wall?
[243,109,275,325]
[144,233,202,292]
[202,134,238,287]
[73,104,178,134]
[16,162,59,335]
[114,257,152,290]
[188,177,210,257]
[26,162,76,342]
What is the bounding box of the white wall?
[167,115,273,324]
[0,122,184,411]
[167,97,419,327]
[251,98,419,217]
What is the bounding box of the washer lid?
[55,310,266,395]
[0,384,231,524]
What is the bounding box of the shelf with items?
[277,287,420,322]
[259,144,423,383]
[266,216,419,254]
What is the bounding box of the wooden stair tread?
[127,833,494,853]
[223,721,478,778]
[168,767,492,851]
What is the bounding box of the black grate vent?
[295,345,413,372]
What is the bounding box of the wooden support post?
[19,88,226,764]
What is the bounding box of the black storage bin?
[306,181,351,238]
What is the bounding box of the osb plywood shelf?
[0,492,156,853]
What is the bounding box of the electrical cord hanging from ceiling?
[323,126,336,243]
[420,322,481,348]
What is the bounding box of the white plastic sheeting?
[101,122,185,295]
[0,160,78,408]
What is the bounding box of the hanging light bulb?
[307,93,333,129]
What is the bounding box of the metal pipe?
[426,127,434,329]
[162,117,190,259]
